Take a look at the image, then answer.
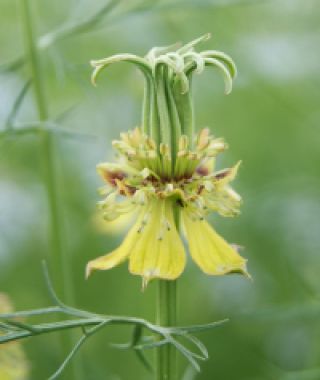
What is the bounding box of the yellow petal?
[0,293,30,380]
[92,209,136,234]
[86,213,143,278]
[129,201,185,284]
[183,214,249,277]
[214,161,241,187]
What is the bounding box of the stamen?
[197,128,210,150]
[137,212,150,233]
[165,219,172,231]
[142,269,160,290]
[179,135,189,151]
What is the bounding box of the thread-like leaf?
[0,263,226,377]
[49,320,111,380]
[0,122,97,142]
[182,333,209,360]
[38,0,119,49]
[4,320,40,334]
[5,79,32,129]
[182,365,198,380]
[42,261,67,309]
[0,306,62,319]
[49,334,87,380]
[0,56,25,73]
[134,349,153,373]
[135,339,169,350]
[171,319,228,334]
[169,337,201,372]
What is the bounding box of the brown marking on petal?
[160,176,169,183]
[214,169,230,180]
[115,179,136,197]
[197,185,205,195]
[148,175,159,183]
[102,170,126,186]
[196,166,209,176]
[126,185,137,195]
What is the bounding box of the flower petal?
[183,214,249,277]
[86,215,143,278]
[129,201,185,284]
[93,208,137,234]
[214,161,241,187]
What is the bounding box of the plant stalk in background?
[87,34,249,379]
[19,1,83,379]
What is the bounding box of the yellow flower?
[87,35,249,286]
[86,128,249,286]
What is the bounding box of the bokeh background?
[1,0,320,379]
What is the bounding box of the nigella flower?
[86,34,249,286]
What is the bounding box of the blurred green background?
[1,0,320,379]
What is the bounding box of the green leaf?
[134,349,153,373]
[171,318,228,334]
[135,338,169,350]
[48,334,88,380]
[5,79,32,129]
[4,319,40,334]
[0,263,222,377]
[38,0,120,49]
[131,324,143,346]
[182,333,209,360]
[182,366,198,380]
[0,56,25,73]
[0,306,62,319]
[169,337,201,372]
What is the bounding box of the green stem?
[20,1,82,379]
[156,208,180,380]
[20,1,47,120]
[157,280,177,380]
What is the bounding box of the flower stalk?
[157,280,177,380]
[20,1,82,379]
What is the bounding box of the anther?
[165,219,171,231]
[137,223,146,233]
